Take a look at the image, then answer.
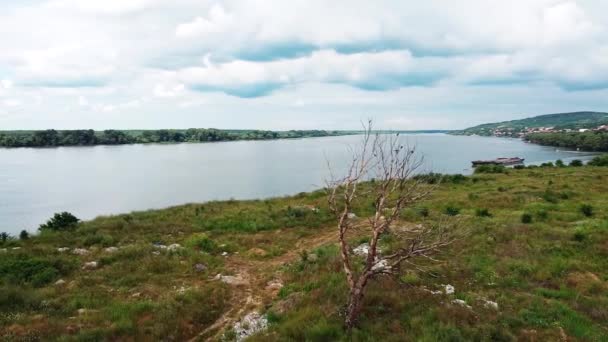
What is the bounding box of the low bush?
[521,213,533,224]
[0,254,74,287]
[39,212,80,231]
[569,159,583,167]
[580,204,594,217]
[474,164,507,174]
[185,233,217,253]
[445,206,460,216]
[555,159,565,167]
[475,208,492,217]
[588,155,608,166]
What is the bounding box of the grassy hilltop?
[453,111,608,137]
[1,163,608,340]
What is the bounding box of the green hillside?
[454,111,608,136]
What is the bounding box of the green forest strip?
[0,129,351,148]
[526,132,608,152]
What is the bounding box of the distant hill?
[453,111,608,136]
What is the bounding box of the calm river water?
[0,134,595,234]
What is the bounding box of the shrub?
[514,164,526,170]
[580,204,594,217]
[417,207,429,217]
[444,206,460,216]
[573,229,587,242]
[555,159,565,167]
[540,162,554,167]
[0,232,10,243]
[0,255,71,287]
[19,230,29,240]
[39,212,80,231]
[474,164,507,174]
[475,208,492,217]
[569,159,583,167]
[588,155,608,166]
[521,213,533,224]
[185,233,217,253]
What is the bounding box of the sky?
[0,0,607,130]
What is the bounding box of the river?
[0,134,595,234]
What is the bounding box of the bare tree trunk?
[327,120,456,331]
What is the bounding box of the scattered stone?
[11,247,21,250]
[176,286,188,294]
[153,243,168,249]
[82,261,99,270]
[77,309,97,315]
[104,247,119,253]
[307,253,318,262]
[55,279,66,286]
[347,212,357,219]
[482,299,499,310]
[233,312,268,342]
[215,274,248,286]
[221,251,228,256]
[57,247,70,253]
[131,292,141,298]
[265,280,284,294]
[167,244,182,252]
[194,263,207,272]
[152,251,161,255]
[72,248,89,256]
[451,299,472,309]
[443,284,455,295]
[352,243,370,256]
[372,259,391,272]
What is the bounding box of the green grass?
[1,166,607,340]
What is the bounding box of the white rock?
[82,261,98,270]
[347,212,357,219]
[72,248,89,255]
[104,247,119,253]
[55,279,66,286]
[233,312,268,342]
[372,259,391,272]
[483,300,499,310]
[352,243,370,256]
[307,253,318,262]
[451,299,472,309]
[443,284,455,295]
[221,251,228,256]
[167,244,182,252]
[57,247,70,253]
[218,274,248,286]
[12,247,21,250]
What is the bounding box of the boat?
[472,157,525,167]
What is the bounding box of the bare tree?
[326,120,456,331]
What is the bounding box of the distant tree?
[569,159,583,167]
[0,232,10,243]
[39,212,80,231]
[19,230,30,240]
[326,120,457,331]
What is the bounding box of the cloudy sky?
[1,0,607,130]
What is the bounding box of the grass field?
[1,165,607,341]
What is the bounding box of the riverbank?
[2,164,607,340]
[0,128,352,148]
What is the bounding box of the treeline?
[526,131,608,152]
[0,129,342,148]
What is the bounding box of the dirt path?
[188,227,340,341]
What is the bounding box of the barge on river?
[472,157,525,167]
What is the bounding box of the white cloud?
[176,4,233,38]
[153,83,185,98]
[1,0,607,129]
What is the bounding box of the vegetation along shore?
[1,154,607,340]
[0,129,349,148]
